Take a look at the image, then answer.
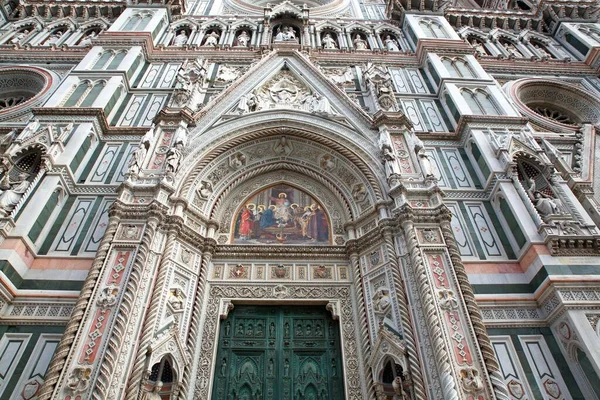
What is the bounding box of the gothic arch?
[178,112,386,204]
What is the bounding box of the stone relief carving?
[364,63,398,112]
[0,173,30,214]
[526,178,566,219]
[97,285,119,308]
[234,70,337,116]
[216,65,245,84]
[66,366,92,393]
[325,67,354,87]
[171,58,207,110]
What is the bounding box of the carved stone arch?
[46,18,76,32]
[230,20,258,30]
[491,29,519,43]
[315,21,343,33]
[177,114,385,203]
[146,326,188,385]
[200,20,227,31]
[458,27,488,41]
[79,18,110,31]
[373,23,403,36]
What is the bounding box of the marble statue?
[353,34,368,50]
[44,31,63,46]
[471,39,487,55]
[236,31,250,47]
[79,31,97,47]
[173,30,188,46]
[166,143,184,173]
[0,173,30,213]
[383,35,399,51]
[203,31,220,47]
[526,178,566,217]
[237,91,258,114]
[503,42,521,58]
[20,119,40,139]
[534,43,552,58]
[274,26,296,42]
[142,382,163,400]
[322,33,337,49]
[128,143,147,175]
[381,145,399,176]
[128,124,155,175]
[10,30,29,45]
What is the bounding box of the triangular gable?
[191,51,374,137]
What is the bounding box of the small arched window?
[92,51,114,70]
[63,80,105,107]
[80,81,105,107]
[64,82,92,107]
[123,13,153,31]
[461,88,499,115]
[442,57,476,78]
[107,52,126,69]
[419,19,446,38]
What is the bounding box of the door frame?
[190,283,366,399]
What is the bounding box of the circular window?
[530,106,577,126]
[0,66,54,117]
[506,78,600,131]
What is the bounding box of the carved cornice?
[214,244,347,259]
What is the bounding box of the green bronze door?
[212,305,345,400]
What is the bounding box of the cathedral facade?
[0,0,599,398]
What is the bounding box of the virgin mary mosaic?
[232,185,330,245]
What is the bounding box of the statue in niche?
[503,42,521,58]
[322,33,337,49]
[166,143,183,173]
[236,30,250,47]
[203,31,220,47]
[237,90,258,114]
[353,34,368,50]
[533,43,552,59]
[381,144,399,177]
[10,30,29,45]
[44,31,63,46]
[78,30,98,47]
[470,39,487,56]
[526,178,566,217]
[383,35,399,51]
[274,26,296,42]
[0,173,30,213]
[173,29,188,46]
[142,381,163,400]
[128,124,155,175]
[412,134,434,178]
